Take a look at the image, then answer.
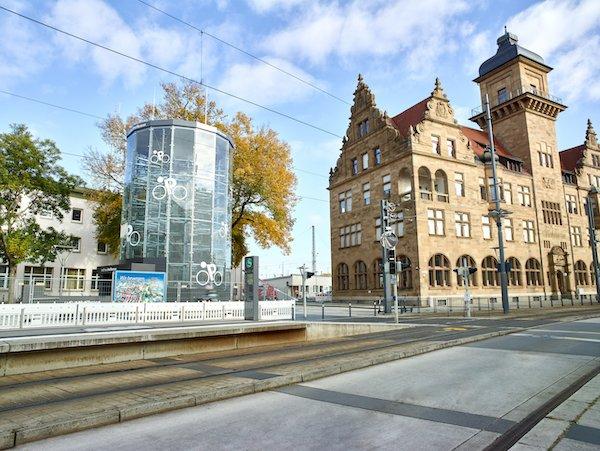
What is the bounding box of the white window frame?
[522,220,535,243]
[363,183,371,205]
[427,209,444,236]
[362,153,369,170]
[454,212,470,237]
[454,173,465,197]
[63,268,85,291]
[482,216,492,240]
[71,208,83,223]
[503,218,513,241]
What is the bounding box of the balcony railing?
[470,85,564,116]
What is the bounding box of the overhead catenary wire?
[0,5,343,139]
[135,0,349,106]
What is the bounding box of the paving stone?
[547,399,590,421]
[517,418,570,449]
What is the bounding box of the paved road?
[17,317,600,450]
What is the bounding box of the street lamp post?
[586,187,600,302]
[484,94,510,314]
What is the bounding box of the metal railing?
[0,300,296,330]
[470,85,564,117]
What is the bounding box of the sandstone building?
[328,31,600,305]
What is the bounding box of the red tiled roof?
[459,126,517,160]
[559,144,585,172]
[389,98,429,136]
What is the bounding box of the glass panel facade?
[121,120,233,299]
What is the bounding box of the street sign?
[380,231,398,249]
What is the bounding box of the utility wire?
[135,0,349,106]
[1,87,331,182]
[0,5,343,139]
[0,89,103,120]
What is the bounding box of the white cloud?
[505,0,600,102]
[246,0,308,13]
[261,0,471,73]
[217,57,320,107]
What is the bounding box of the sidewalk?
[514,373,600,450]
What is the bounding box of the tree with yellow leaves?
[85,81,296,266]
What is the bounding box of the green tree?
[85,81,297,266]
[0,124,80,303]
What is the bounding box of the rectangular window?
[571,226,583,247]
[454,212,470,237]
[592,154,600,167]
[362,183,371,205]
[589,174,600,187]
[338,190,352,213]
[431,135,440,155]
[542,200,562,225]
[427,209,444,236]
[446,139,456,158]
[39,209,53,219]
[454,173,465,197]
[70,237,81,253]
[396,211,405,237]
[358,119,369,137]
[0,265,8,289]
[63,268,85,291]
[503,218,513,241]
[71,208,83,222]
[522,220,535,243]
[482,216,492,240]
[565,194,578,214]
[351,158,358,175]
[517,185,531,207]
[97,241,108,254]
[24,266,53,290]
[362,153,369,170]
[538,151,553,168]
[382,174,391,197]
[91,269,99,291]
[498,87,508,103]
[375,217,382,241]
[488,177,503,202]
[374,147,381,165]
[479,177,488,201]
[503,182,512,204]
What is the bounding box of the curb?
[0,327,523,448]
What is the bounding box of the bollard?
[348,303,352,317]
[373,301,377,316]
[560,296,564,307]
[528,297,531,309]
[322,303,325,320]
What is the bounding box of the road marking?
[530,329,600,335]
[512,333,600,343]
[442,327,468,331]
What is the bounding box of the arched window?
[337,263,349,291]
[398,168,412,201]
[354,261,367,290]
[418,167,432,200]
[507,257,522,286]
[429,254,450,287]
[456,255,477,286]
[525,258,542,286]
[373,258,383,289]
[482,256,499,286]
[591,263,596,286]
[434,170,449,202]
[574,260,588,286]
[398,255,412,289]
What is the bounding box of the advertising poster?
[112,270,167,303]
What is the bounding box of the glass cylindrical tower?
[121,119,233,300]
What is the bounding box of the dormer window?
[498,87,508,103]
[358,119,369,137]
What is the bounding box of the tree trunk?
[6,265,17,304]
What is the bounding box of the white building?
[261,273,332,300]
[0,188,118,302]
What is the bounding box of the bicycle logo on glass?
[152,176,188,201]
[195,261,223,287]
[124,224,140,247]
[150,149,170,164]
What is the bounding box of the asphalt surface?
[15,316,600,450]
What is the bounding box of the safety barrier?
[0,300,295,330]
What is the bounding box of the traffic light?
[387,248,396,274]
[306,271,315,279]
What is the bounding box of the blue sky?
[1,0,600,278]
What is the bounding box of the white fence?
[0,301,295,330]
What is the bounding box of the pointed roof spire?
[586,118,597,147]
[431,77,445,98]
[357,73,364,83]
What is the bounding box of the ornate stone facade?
[328,32,599,304]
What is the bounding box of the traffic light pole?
[461,268,472,318]
[380,200,391,313]
[299,264,307,319]
[585,193,600,303]
[485,94,510,314]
